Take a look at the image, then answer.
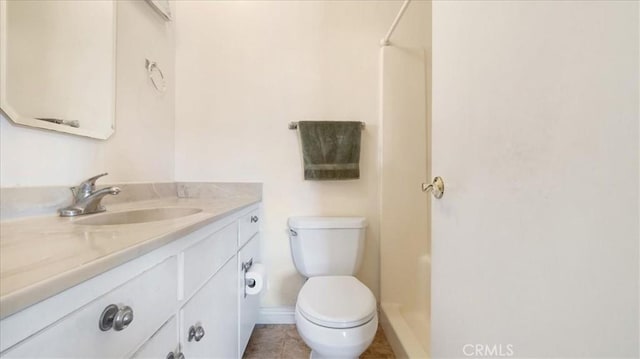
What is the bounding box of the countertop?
[0,195,260,319]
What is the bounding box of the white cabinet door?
[238,235,260,356]
[183,222,237,301]
[181,257,238,359]
[131,316,178,359]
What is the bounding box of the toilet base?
[295,308,378,359]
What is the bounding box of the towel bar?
[288,121,365,130]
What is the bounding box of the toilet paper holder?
[242,258,255,298]
[242,258,253,272]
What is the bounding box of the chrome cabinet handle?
[188,324,205,342]
[113,306,134,331]
[195,325,205,341]
[422,176,445,199]
[250,215,259,223]
[99,304,134,331]
[167,351,185,359]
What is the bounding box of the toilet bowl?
[294,276,378,359]
[288,216,376,358]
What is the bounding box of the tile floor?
[243,324,396,359]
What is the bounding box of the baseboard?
[258,306,296,324]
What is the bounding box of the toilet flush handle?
[288,228,298,237]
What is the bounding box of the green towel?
[297,121,362,180]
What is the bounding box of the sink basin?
[74,208,202,226]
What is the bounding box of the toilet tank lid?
[288,216,367,229]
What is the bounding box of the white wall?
[174,1,429,307]
[431,1,639,357]
[0,0,175,187]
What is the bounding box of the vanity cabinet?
[238,208,260,248]
[131,316,179,359]
[238,234,260,354]
[0,204,262,359]
[2,257,178,358]
[181,258,238,359]
[183,223,238,300]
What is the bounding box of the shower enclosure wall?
[379,22,431,359]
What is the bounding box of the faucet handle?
[77,172,109,194]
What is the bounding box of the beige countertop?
[0,195,260,319]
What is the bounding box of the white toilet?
[288,216,378,359]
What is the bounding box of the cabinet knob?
[188,324,206,342]
[167,351,185,359]
[250,215,259,223]
[113,306,134,331]
[99,304,134,332]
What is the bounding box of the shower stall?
[378,1,431,357]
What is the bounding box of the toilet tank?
[288,216,367,277]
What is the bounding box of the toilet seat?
[297,276,376,329]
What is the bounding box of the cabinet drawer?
[130,316,177,359]
[183,222,237,300]
[238,209,260,247]
[2,257,177,358]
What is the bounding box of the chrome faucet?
[59,173,121,217]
